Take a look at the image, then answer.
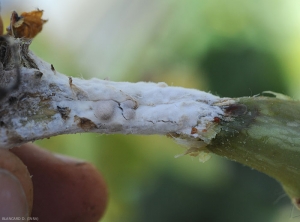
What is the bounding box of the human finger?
[0,149,33,218]
[11,143,108,222]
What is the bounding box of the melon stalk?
[1,37,300,209]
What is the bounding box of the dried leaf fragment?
[74,115,97,131]
[7,9,47,38]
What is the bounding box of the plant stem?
[1,37,300,209]
[208,97,300,208]
[0,37,230,150]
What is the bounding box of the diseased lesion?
[34,71,43,79]
[0,9,47,102]
[224,104,247,116]
[74,115,97,131]
[51,64,56,75]
[57,106,71,120]
[69,77,89,100]
[0,37,39,102]
[0,36,21,101]
[218,102,258,133]
[190,127,198,134]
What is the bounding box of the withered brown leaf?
[7,9,47,39]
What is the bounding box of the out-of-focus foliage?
[4,0,300,221]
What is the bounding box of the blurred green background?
[4,0,300,221]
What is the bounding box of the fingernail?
[0,169,28,217]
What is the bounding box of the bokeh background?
[3,1,300,221]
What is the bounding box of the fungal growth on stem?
[0,35,234,153]
[1,9,300,211]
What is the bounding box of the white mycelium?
[0,48,234,160]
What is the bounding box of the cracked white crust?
[0,50,235,150]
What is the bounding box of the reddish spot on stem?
[191,127,198,134]
[213,117,220,123]
[225,104,247,116]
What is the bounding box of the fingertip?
[11,143,108,222]
[0,169,28,217]
[0,149,33,216]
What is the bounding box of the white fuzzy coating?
[94,101,117,120]
[0,51,234,149]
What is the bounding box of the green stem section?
[207,96,300,208]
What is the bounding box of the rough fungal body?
[0,38,233,157]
